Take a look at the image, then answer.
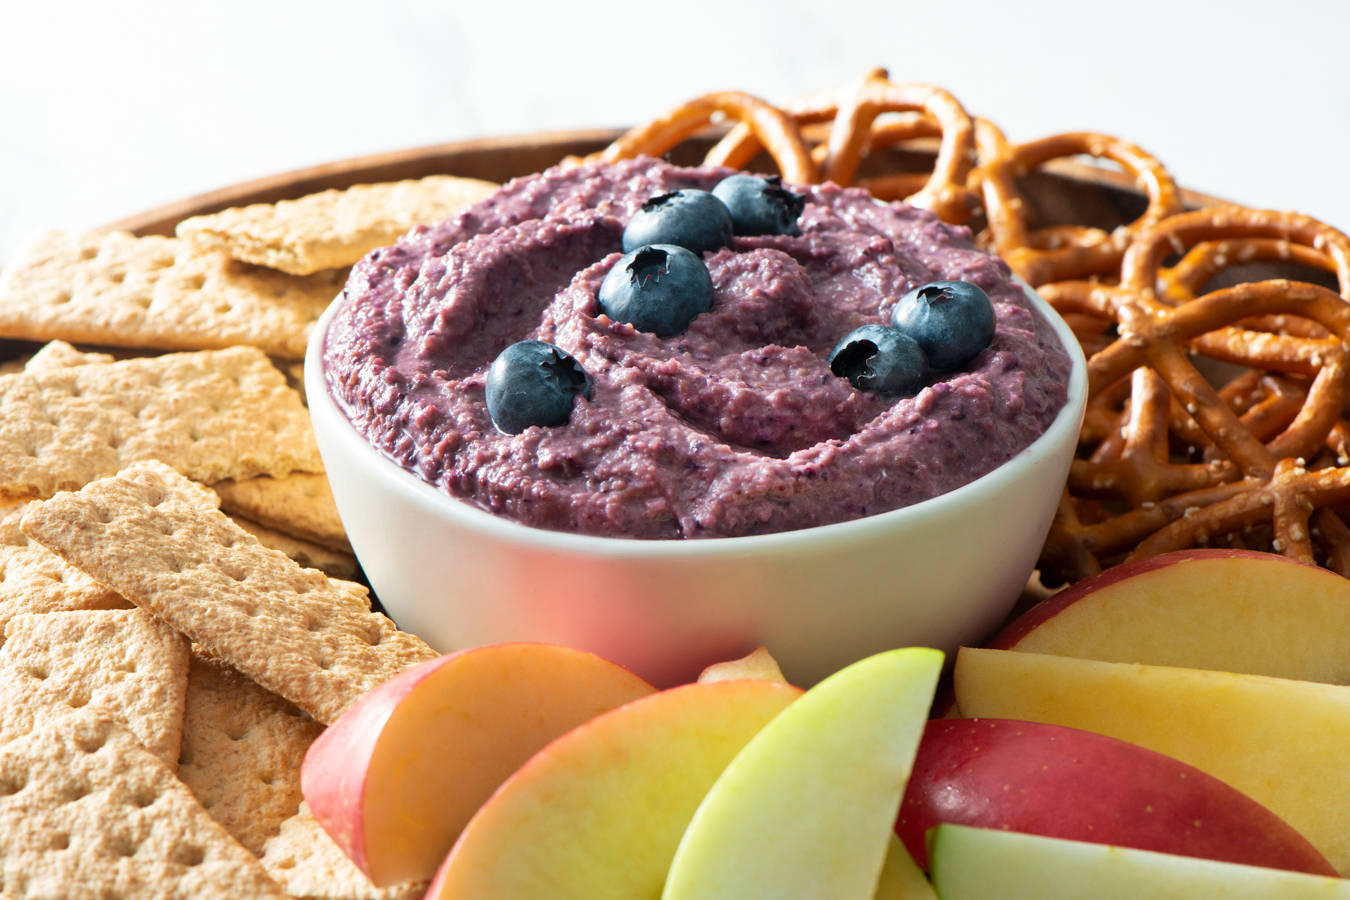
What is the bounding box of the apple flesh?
[954,647,1350,874]
[988,549,1350,683]
[896,717,1333,875]
[928,825,1350,900]
[697,646,787,684]
[425,678,802,900]
[301,642,655,885]
[662,647,943,900]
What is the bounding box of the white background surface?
[3,0,1348,263]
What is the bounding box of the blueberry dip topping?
[621,189,733,256]
[596,244,715,337]
[828,325,929,397]
[485,340,591,435]
[890,280,996,371]
[712,174,806,236]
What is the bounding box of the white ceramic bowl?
[306,286,1087,686]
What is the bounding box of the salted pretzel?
[1038,206,1350,583]
[972,119,1183,287]
[597,70,978,223]
[591,90,817,185]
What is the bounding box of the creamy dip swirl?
[323,158,1072,538]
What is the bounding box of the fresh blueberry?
[828,324,928,397]
[485,340,591,435]
[622,189,733,256]
[597,244,714,336]
[890,280,996,371]
[712,174,805,236]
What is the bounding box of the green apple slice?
[663,647,943,900]
[928,824,1350,899]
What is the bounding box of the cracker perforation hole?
[185,274,207,291]
[316,655,334,671]
[106,831,137,858]
[172,843,206,867]
[130,785,157,809]
[74,728,108,754]
[50,832,70,851]
[66,691,91,710]
[78,246,97,261]
[0,771,28,796]
[107,271,126,285]
[222,562,248,582]
[49,290,73,305]
[62,778,92,802]
[225,727,247,742]
[91,505,114,525]
[22,664,49,681]
[258,772,275,786]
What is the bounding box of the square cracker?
[0,608,189,769]
[176,175,499,275]
[213,472,351,552]
[21,461,437,724]
[0,502,128,627]
[0,711,286,899]
[260,804,427,900]
[177,654,323,857]
[0,345,321,501]
[0,230,346,359]
[231,515,359,580]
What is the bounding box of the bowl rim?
[305,280,1088,559]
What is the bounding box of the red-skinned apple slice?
[988,549,1350,683]
[954,647,1350,874]
[424,679,802,900]
[928,825,1350,900]
[896,717,1334,875]
[301,642,654,886]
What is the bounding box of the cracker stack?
[0,174,493,896]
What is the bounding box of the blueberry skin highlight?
[622,189,734,256]
[485,340,591,435]
[712,174,806,236]
[828,324,929,397]
[890,280,996,371]
[597,244,714,337]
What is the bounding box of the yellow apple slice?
[425,678,802,900]
[928,825,1350,899]
[697,646,787,684]
[875,834,938,900]
[988,549,1350,683]
[301,642,655,885]
[663,647,943,900]
[954,647,1350,873]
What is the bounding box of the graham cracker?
[21,462,437,724]
[0,609,189,768]
[176,175,499,275]
[0,710,286,899]
[0,230,346,359]
[213,473,351,552]
[0,345,321,502]
[259,804,427,900]
[231,516,359,580]
[0,502,129,627]
[177,654,322,857]
[24,340,115,373]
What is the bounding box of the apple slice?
[874,834,937,900]
[988,549,1350,683]
[662,647,943,900]
[697,646,787,684]
[896,718,1333,874]
[954,647,1350,874]
[301,642,655,885]
[425,678,802,900]
[928,825,1350,900]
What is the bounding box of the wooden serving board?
[104,128,1224,239]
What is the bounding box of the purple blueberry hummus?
[323,158,1072,539]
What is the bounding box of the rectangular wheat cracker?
[0,502,128,626]
[260,804,427,900]
[0,230,347,358]
[232,515,359,580]
[176,175,499,275]
[0,710,287,898]
[0,608,189,768]
[0,345,321,501]
[21,461,437,724]
[213,472,351,552]
[177,654,323,856]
